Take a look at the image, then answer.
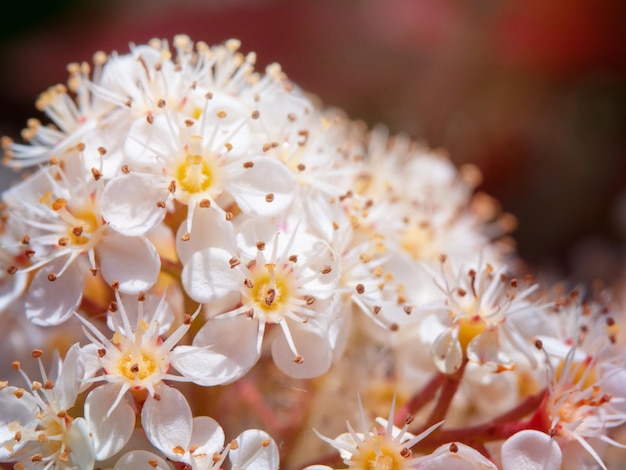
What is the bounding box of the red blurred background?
[1,0,625,283]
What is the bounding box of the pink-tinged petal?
[175,207,236,265]
[100,173,168,237]
[123,115,179,169]
[420,442,498,469]
[0,387,38,460]
[229,429,279,470]
[66,417,97,469]
[181,248,243,303]
[172,316,260,386]
[431,329,463,374]
[84,383,135,460]
[141,384,193,460]
[501,430,562,470]
[228,157,296,216]
[25,258,83,326]
[186,416,225,465]
[271,321,332,379]
[114,450,172,470]
[99,232,160,293]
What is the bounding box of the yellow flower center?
[457,315,487,351]
[116,350,159,381]
[67,209,100,245]
[244,264,294,319]
[177,154,213,194]
[555,358,598,389]
[352,436,405,470]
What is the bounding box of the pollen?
[176,154,213,194]
[117,349,159,381]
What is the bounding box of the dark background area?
[1,0,625,283]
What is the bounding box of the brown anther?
[293,355,304,364]
[72,226,83,237]
[373,305,382,314]
[153,392,161,401]
[108,301,118,312]
[229,440,239,450]
[124,99,132,108]
[137,291,146,301]
[172,445,185,455]
[265,193,275,202]
[359,253,372,263]
[217,110,227,119]
[244,278,254,289]
[97,348,106,358]
[510,278,518,288]
[130,364,140,373]
[229,257,240,269]
[534,339,543,350]
[168,180,176,193]
[225,212,233,221]
[89,267,98,276]
[356,284,365,294]
[403,305,413,315]
[449,442,459,453]
[245,309,254,318]
[404,414,415,425]
[256,241,266,251]
[183,314,193,325]
[121,165,130,174]
[179,232,190,243]
[400,448,412,458]
[44,380,54,389]
[184,119,194,127]
[12,361,21,370]
[189,444,199,453]
[148,459,159,468]
[251,110,260,119]
[76,142,86,152]
[199,199,211,208]
[243,161,254,169]
[224,142,233,151]
[205,92,213,100]
[262,439,271,447]
[13,388,25,398]
[321,265,332,274]
[14,431,22,442]
[287,112,296,121]
[456,288,466,297]
[97,146,107,156]
[156,201,167,209]
[439,254,447,263]
[607,317,616,326]
[157,99,166,108]
[31,349,43,358]
[304,295,315,305]
[91,167,102,180]
[262,143,272,152]
[21,234,30,244]
[58,237,69,246]
[6,265,17,275]
[212,453,222,463]
[264,289,276,306]
[146,113,154,124]
[57,410,67,419]
[288,254,298,263]
[297,163,306,171]
[31,454,43,462]
[47,273,57,282]
[390,323,399,332]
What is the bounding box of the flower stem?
[424,357,468,428]
[394,370,447,426]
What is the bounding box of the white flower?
[178,219,342,379]
[500,430,562,470]
[0,344,96,468]
[2,163,160,325]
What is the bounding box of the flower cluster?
[1,35,625,469]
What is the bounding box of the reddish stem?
[394,370,447,426]
[424,358,468,428]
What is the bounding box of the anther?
[355,284,365,294]
[229,257,240,268]
[184,314,192,325]
[256,241,265,251]
[138,291,146,301]
[156,201,166,209]
[251,110,260,119]
[181,232,190,241]
[243,161,254,169]
[47,273,57,282]
[265,193,275,202]
[199,199,211,208]
[91,168,102,180]
[184,119,194,127]
[449,443,459,453]
[265,289,276,306]
[31,349,43,358]
[293,355,304,364]
[121,165,130,174]
[217,110,227,119]
[288,254,298,263]
[6,265,17,275]
[146,113,154,124]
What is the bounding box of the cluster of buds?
[0,36,625,469]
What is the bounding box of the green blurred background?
[1,0,625,283]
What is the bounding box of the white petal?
[501,430,562,470]
[141,384,193,460]
[175,206,236,265]
[100,173,168,236]
[55,342,82,410]
[99,232,160,293]
[0,386,38,460]
[271,321,332,379]
[172,316,260,385]
[66,417,97,469]
[108,293,174,336]
[431,329,464,374]
[466,327,512,369]
[181,248,242,303]
[229,429,279,470]
[25,258,83,326]
[114,450,172,470]
[420,442,498,469]
[84,383,135,460]
[228,157,296,216]
[187,416,225,463]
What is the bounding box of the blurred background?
[1,0,625,284]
